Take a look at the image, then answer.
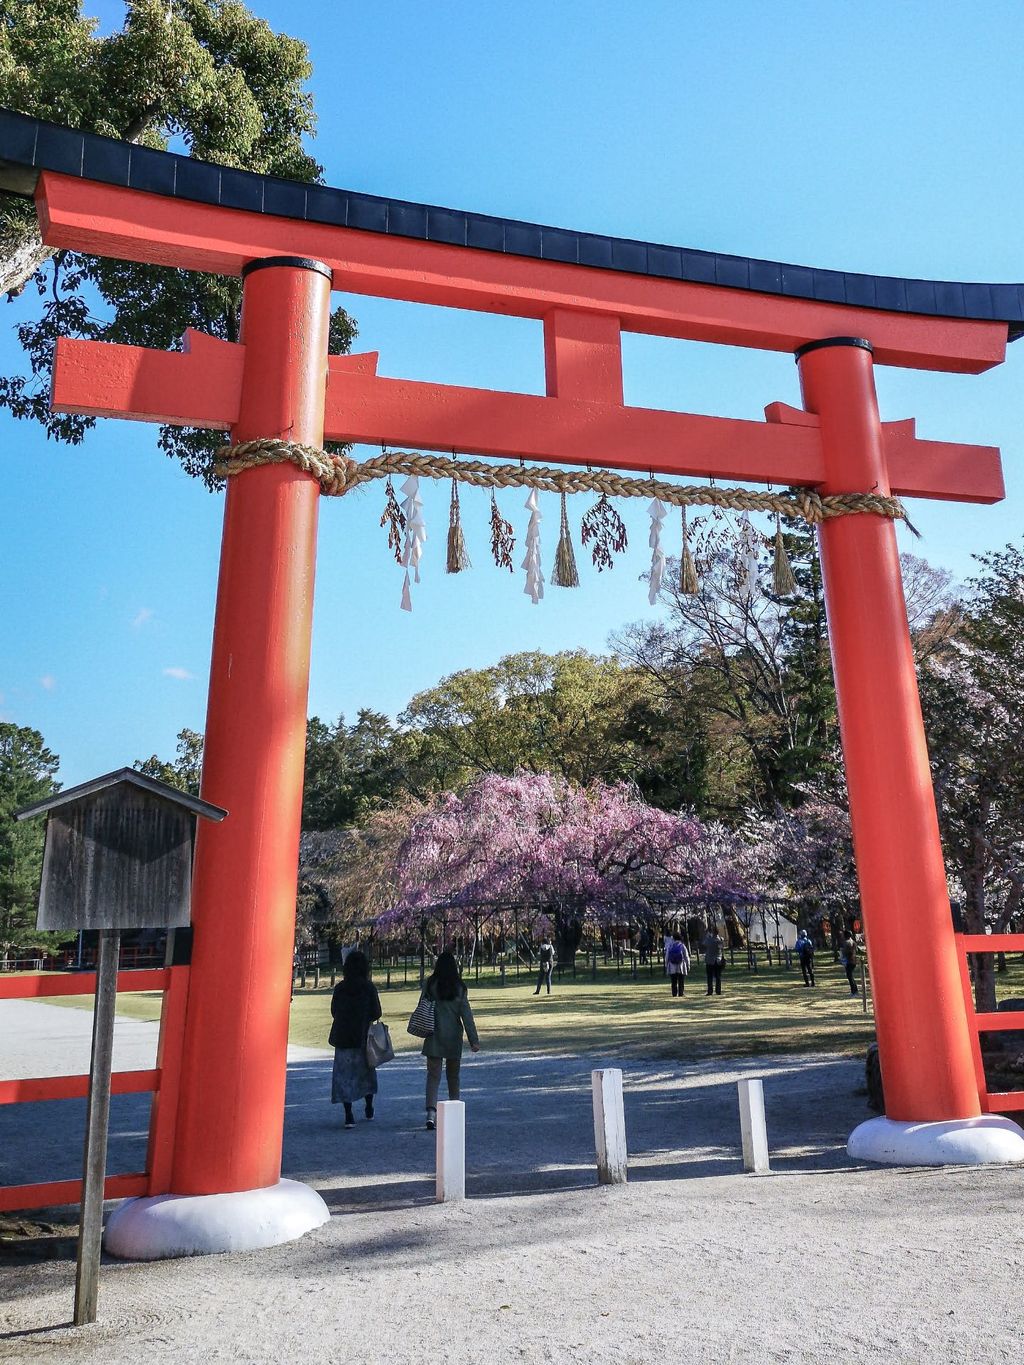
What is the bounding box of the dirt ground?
[2,1023,1024,1364]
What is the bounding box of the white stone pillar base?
[849,1115,1024,1167]
[103,1178,330,1261]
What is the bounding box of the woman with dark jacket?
[421,950,479,1131]
[329,949,382,1128]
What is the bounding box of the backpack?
[667,942,684,966]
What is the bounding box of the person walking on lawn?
[702,924,726,996]
[795,929,816,987]
[534,936,556,995]
[665,931,690,997]
[329,949,382,1128]
[422,950,480,1131]
[840,931,860,995]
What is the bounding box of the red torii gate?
[5,109,1024,1254]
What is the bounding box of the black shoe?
[426,1111,436,1131]
[344,1106,355,1129]
[365,1098,374,1120]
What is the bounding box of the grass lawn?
[42,959,877,1061]
[41,957,1024,1062]
[294,962,882,1060]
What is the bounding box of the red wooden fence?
[0,965,188,1212]
[954,933,1024,1116]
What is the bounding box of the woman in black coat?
[329,950,382,1128]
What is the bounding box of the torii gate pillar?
[106,257,335,1259]
[799,338,1024,1165]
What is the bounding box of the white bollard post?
[592,1069,628,1185]
[435,1100,466,1202]
[737,1077,771,1174]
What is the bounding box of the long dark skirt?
[331,1047,378,1104]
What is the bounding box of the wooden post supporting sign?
[73,928,119,1325]
[16,769,225,1325]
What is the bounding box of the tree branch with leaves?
[0,0,355,486]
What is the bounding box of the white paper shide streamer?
[522,489,544,604]
[647,497,667,605]
[738,511,759,601]
[399,475,427,612]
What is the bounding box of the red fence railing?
[0,965,188,1212]
[954,933,1024,1116]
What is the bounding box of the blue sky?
[3,1,1024,785]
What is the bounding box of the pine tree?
[774,515,840,801]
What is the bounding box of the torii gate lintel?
[51,328,1003,502]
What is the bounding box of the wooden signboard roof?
[15,767,226,823]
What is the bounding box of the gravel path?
[3,1006,1024,1363]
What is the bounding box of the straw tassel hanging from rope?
[679,506,699,595]
[772,513,797,595]
[551,492,579,588]
[446,479,471,573]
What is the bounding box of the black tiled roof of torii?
[1,108,1021,340]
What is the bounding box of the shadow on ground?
[284,1050,867,1214]
[0,1050,867,1220]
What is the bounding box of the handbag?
[407,993,435,1039]
[365,1019,395,1067]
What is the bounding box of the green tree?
[0,721,60,957]
[773,517,839,798]
[0,0,355,484]
[612,688,710,812]
[302,710,402,829]
[135,727,204,795]
[398,650,678,796]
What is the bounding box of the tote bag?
[407,993,435,1039]
[365,1019,396,1067]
